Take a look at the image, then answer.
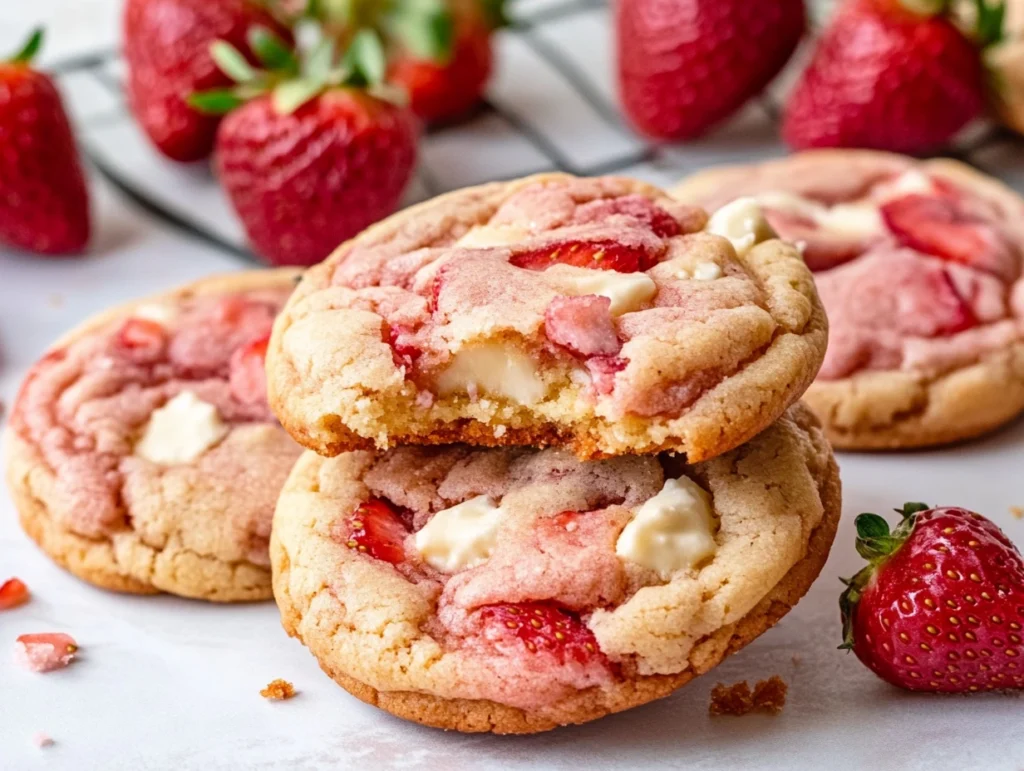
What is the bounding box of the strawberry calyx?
[190,26,402,116]
[839,502,931,650]
[5,27,44,65]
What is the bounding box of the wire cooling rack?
[50,0,1024,262]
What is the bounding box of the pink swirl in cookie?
[324,178,784,420]
[682,155,1024,381]
[10,279,301,578]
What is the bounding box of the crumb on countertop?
[790,654,801,667]
[260,679,296,701]
[47,294,64,308]
[709,676,788,716]
[1010,506,1023,520]
[33,732,54,748]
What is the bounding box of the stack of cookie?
[264,173,841,733]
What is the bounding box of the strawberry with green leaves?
[841,503,1024,693]
[297,0,504,123]
[192,29,418,266]
[0,29,90,256]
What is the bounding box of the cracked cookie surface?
[271,403,840,733]
[674,150,1024,449]
[4,270,303,602]
[266,173,827,461]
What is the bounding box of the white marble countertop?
[3,2,1024,769]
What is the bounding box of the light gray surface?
[2,2,1024,769]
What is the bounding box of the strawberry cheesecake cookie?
[673,151,1024,449]
[271,403,840,733]
[4,271,303,602]
[267,173,827,461]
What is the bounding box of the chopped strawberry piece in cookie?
[479,602,606,666]
[586,355,628,395]
[544,296,622,357]
[116,318,167,352]
[510,241,660,273]
[14,633,78,672]
[881,195,1018,280]
[338,499,409,565]
[0,578,29,610]
[924,270,978,336]
[386,323,424,368]
[228,335,270,405]
[572,195,683,238]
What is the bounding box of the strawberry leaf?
[8,27,44,64]
[342,30,387,87]
[272,78,323,114]
[896,502,930,520]
[249,25,299,73]
[188,89,246,115]
[388,0,455,62]
[303,36,336,84]
[211,41,261,83]
[479,0,509,30]
[973,0,1006,47]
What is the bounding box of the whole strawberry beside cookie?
[191,29,418,266]
[0,29,90,256]
[841,503,1024,692]
[616,0,805,140]
[783,0,998,153]
[123,0,290,161]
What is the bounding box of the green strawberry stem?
[7,28,44,64]
[973,0,1006,47]
[838,502,930,650]
[190,26,398,117]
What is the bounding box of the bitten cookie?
[673,150,1024,449]
[4,270,303,602]
[271,403,840,733]
[266,173,827,461]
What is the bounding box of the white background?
[2,2,1024,769]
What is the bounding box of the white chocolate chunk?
[435,342,547,405]
[692,261,723,281]
[756,191,883,237]
[615,476,717,579]
[875,170,936,202]
[135,391,229,465]
[457,224,533,248]
[414,495,504,572]
[543,264,658,315]
[705,197,776,256]
[132,303,178,326]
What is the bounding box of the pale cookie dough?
[4,270,303,602]
[267,173,827,462]
[674,150,1024,449]
[271,403,841,733]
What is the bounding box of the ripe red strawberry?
[0,29,90,256]
[194,30,418,266]
[510,241,661,272]
[388,17,493,123]
[479,602,606,665]
[0,578,30,610]
[229,334,270,404]
[616,0,805,140]
[338,498,409,565]
[840,503,1024,693]
[783,0,987,153]
[880,194,1017,281]
[123,0,289,162]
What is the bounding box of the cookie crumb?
[1010,506,1023,520]
[709,676,787,716]
[47,294,64,308]
[260,679,296,700]
[33,732,54,748]
[790,654,801,667]
[752,676,788,714]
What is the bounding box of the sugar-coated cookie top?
[676,152,1024,381]
[278,174,821,431]
[11,279,301,565]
